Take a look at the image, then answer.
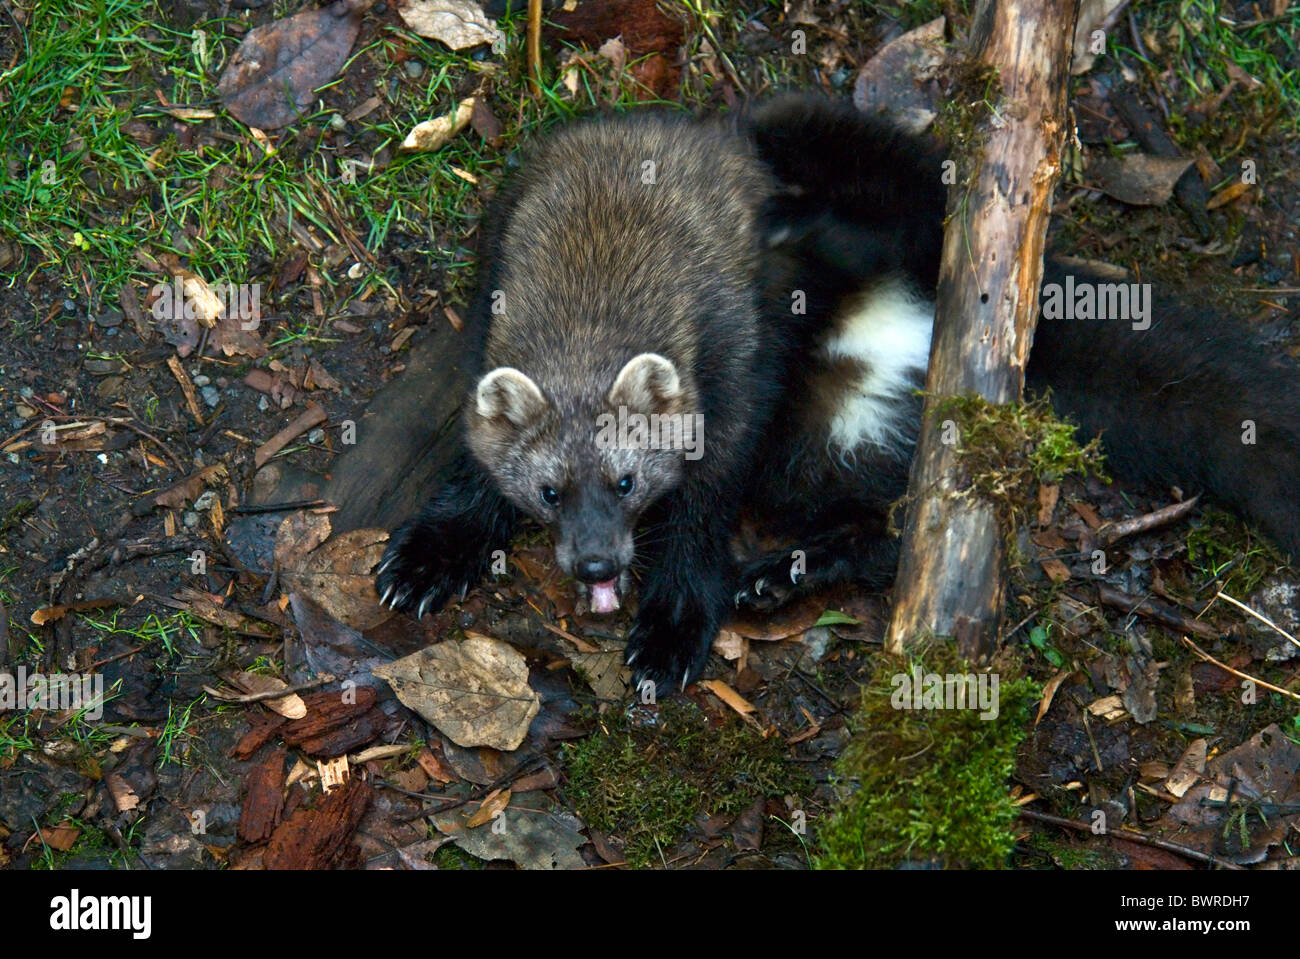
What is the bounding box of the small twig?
[86,645,147,670]
[1212,590,1300,652]
[1019,807,1244,869]
[1097,584,1221,639]
[104,417,186,471]
[1181,636,1300,702]
[254,402,327,468]
[526,0,542,97]
[203,673,335,705]
[230,499,328,515]
[540,621,599,653]
[1079,704,1104,773]
[1097,495,1199,546]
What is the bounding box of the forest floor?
[0,0,1298,871]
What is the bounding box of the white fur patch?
[821,280,934,457]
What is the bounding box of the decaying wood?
[1096,584,1221,639]
[263,773,372,869]
[254,401,327,468]
[230,708,289,761]
[280,686,386,757]
[886,0,1080,658]
[1097,494,1200,546]
[238,747,287,843]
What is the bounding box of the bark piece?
[239,748,288,842]
[281,687,385,757]
[264,774,372,869]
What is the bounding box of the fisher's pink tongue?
[589,578,620,614]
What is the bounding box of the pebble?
[194,491,216,511]
[192,374,211,387]
[201,386,220,407]
[404,60,425,79]
[258,395,270,412]
[183,511,199,528]
[94,309,123,327]
[307,427,325,444]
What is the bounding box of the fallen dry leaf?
[374,633,540,751]
[1035,669,1072,725]
[1071,0,1131,75]
[430,802,585,869]
[400,96,475,152]
[42,823,81,852]
[700,679,757,720]
[279,527,391,631]
[1164,738,1207,798]
[218,0,363,130]
[223,669,307,719]
[567,648,630,701]
[853,16,947,133]
[106,772,140,813]
[1086,694,1127,721]
[396,0,502,50]
[465,787,511,828]
[1206,180,1254,211]
[1039,558,1071,583]
[1087,153,1193,206]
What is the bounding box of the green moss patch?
[563,701,807,868]
[817,645,1039,869]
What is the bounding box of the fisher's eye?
[540,486,561,507]
[615,475,635,497]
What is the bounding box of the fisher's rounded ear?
[609,353,682,414]
[475,367,548,428]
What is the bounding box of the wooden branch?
[886,0,1081,658]
[527,0,543,97]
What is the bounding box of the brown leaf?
[43,823,81,851]
[224,669,307,719]
[1206,180,1254,211]
[416,748,457,783]
[853,16,947,133]
[373,634,540,751]
[1039,558,1071,583]
[567,648,630,701]
[1035,669,1072,725]
[465,787,511,828]
[1037,483,1060,526]
[153,464,227,509]
[1164,738,1207,798]
[279,527,391,631]
[470,95,503,145]
[700,679,757,721]
[1087,153,1193,206]
[399,96,475,152]
[396,0,502,50]
[218,1,363,130]
[106,772,140,812]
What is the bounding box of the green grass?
[0,0,713,319]
[157,693,204,767]
[78,607,201,657]
[1112,0,1300,137]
